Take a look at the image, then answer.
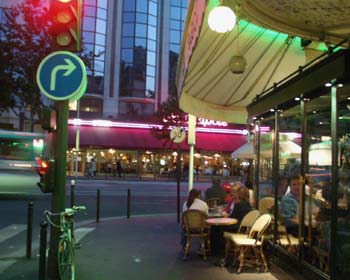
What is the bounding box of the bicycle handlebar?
[44,205,87,218]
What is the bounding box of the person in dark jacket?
[226,186,252,232]
[205,177,226,203]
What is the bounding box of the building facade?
[1,0,249,179]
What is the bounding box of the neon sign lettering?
[197,118,228,127]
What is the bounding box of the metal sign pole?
[176,143,181,223]
[47,100,69,278]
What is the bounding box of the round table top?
[206,217,238,226]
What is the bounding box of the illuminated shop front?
[248,49,350,280]
[66,118,248,178]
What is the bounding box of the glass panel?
[135,38,147,48]
[123,0,135,11]
[148,25,157,40]
[170,6,181,20]
[136,13,147,24]
[170,43,180,53]
[98,0,108,9]
[146,65,155,77]
[146,76,155,91]
[84,6,97,17]
[96,19,106,33]
[85,0,97,6]
[94,48,105,60]
[149,1,158,16]
[122,37,134,48]
[147,51,156,66]
[278,103,302,257]
[95,33,106,45]
[136,0,148,12]
[148,15,157,26]
[181,8,187,20]
[170,19,181,30]
[97,8,107,20]
[170,30,180,44]
[335,87,350,278]
[94,59,105,73]
[304,91,332,273]
[171,0,181,6]
[135,23,147,37]
[83,32,95,44]
[147,39,156,51]
[121,49,133,63]
[84,17,96,31]
[122,23,135,36]
[257,119,274,200]
[123,12,135,23]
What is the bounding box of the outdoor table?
[206,217,238,226]
[208,209,224,218]
[206,218,238,255]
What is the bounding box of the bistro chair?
[231,213,272,273]
[182,209,210,261]
[258,197,275,214]
[223,210,261,263]
[277,224,299,254]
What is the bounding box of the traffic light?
[49,0,83,52]
[36,157,56,193]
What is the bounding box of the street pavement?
[0,214,294,280]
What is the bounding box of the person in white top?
[182,189,209,215]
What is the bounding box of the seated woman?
[182,188,209,214]
[225,186,252,232]
[222,183,241,216]
[181,189,209,249]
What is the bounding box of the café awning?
[67,125,247,153]
[231,141,301,159]
[176,0,306,124]
[176,0,350,124]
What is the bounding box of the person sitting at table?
[222,183,241,216]
[281,174,301,236]
[205,177,226,206]
[182,188,209,215]
[181,189,209,249]
[225,186,252,232]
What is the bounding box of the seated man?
[205,177,226,204]
[281,174,300,235]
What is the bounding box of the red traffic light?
[49,0,82,51]
[36,157,49,176]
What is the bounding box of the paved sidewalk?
[2,214,294,280]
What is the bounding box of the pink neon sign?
[197,118,227,127]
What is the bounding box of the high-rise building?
[76,0,188,121]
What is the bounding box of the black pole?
[70,180,75,208]
[127,188,131,219]
[26,201,34,259]
[38,220,48,280]
[96,189,100,223]
[176,144,181,223]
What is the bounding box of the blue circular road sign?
[36,51,87,101]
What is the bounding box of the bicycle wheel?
[58,239,75,280]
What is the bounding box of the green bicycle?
[45,205,87,280]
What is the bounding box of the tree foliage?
[150,86,187,147]
[0,0,92,131]
[0,0,54,130]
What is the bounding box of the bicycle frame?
[45,206,86,280]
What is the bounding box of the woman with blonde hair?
[226,186,252,232]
